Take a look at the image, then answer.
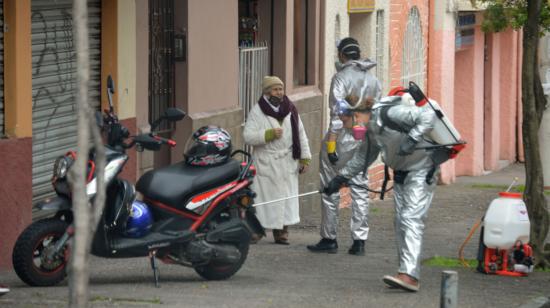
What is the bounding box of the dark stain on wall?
[0,138,32,269]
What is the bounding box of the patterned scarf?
[258,95,301,159]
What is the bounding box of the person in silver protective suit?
[307,37,381,256]
[324,90,441,292]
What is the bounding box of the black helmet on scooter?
[184,125,232,166]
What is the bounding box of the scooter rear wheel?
[194,241,250,280]
[12,218,69,286]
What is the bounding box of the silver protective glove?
[398,137,418,156]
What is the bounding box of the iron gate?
[239,42,269,123]
[239,42,269,156]
[31,0,102,203]
[149,0,175,132]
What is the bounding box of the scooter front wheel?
[12,218,69,286]
[194,241,250,280]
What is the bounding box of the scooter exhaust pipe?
[184,240,241,264]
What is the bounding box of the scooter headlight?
[53,156,70,179]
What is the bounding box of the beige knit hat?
[262,76,284,92]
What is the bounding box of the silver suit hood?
[328,59,382,133]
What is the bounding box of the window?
[293,0,314,86]
[401,7,425,89]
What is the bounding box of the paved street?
[1,164,549,307]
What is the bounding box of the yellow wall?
[117,0,137,120]
[3,0,32,138]
[101,0,118,113]
[2,0,135,127]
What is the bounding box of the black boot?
[348,240,365,256]
[307,238,338,253]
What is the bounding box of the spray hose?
[458,218,482,268]
[347,183,394,195]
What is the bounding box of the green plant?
[470,184,550,195]
[422,256,477,268]
[474,0,550,35]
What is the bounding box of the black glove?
[398,136,418,156]
[430,147,452,165]
[327,152,339,165]
[323,175,349,195]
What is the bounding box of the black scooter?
[12,76,264,287]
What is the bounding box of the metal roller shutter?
[31,0,101,203]
[0,1,4,136]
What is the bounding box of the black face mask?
[269,96,282,106]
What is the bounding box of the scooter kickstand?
[149,250,160,288]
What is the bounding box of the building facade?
[0,0,140,269]
[0,0,325,269]
[0,0,528,269]
[321,0,523,188]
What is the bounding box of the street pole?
[440,270,458,308]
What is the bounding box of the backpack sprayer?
[459,178,534,277]
[396,81,467,156]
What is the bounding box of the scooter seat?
[136,159,241,210]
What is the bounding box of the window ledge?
[288,86,322,101]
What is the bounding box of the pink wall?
[484,33,501,171]
[498,29,520,163]
[427,0,456,184]
[454,25,485,176]
[186,0,239,115]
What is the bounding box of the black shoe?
[348,240,365,256]
[307,238,338,253]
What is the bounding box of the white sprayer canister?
[424,99,461,145]
[397,96,461,145]
[483,192,530,249]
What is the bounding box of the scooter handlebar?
[152,135,177,147]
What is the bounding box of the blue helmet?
[124,200,153,238]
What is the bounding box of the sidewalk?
[1,163,549,307]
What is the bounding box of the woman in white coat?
[243,76,312,245]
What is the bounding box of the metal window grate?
[149,0,175,132]
[239,41,269,155]
[401,7,425,89]
[375,10,385,88]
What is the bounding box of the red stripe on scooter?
[190,180,250,231]
[146,198,200,220]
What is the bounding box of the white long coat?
[243,100,311,229]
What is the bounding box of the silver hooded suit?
[340,96,438,279]
[320,59,381,241]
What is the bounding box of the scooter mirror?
[163,108,186,122]
[107,75,115,94]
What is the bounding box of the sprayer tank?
[483,192,530,249]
